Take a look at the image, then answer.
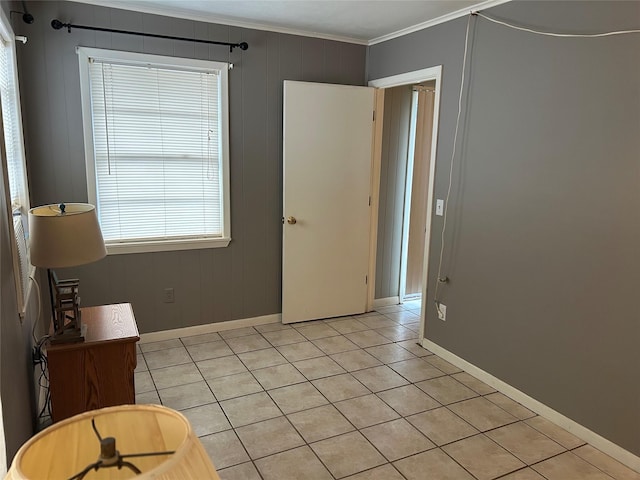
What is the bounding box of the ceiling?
[76,0,508,45]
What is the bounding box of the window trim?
[77,47,231,255]
[0,12,29,216]
[0,8,33,318]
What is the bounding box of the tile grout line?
[562,446,618,480]
[211,320,418,477]
[223,329,333,475]
[137,306,631,480]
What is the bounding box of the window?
[0,10,31,316]
[78,48,231,254]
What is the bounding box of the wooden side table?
[47,303,140,422]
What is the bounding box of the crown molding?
[67,0,368,45]
[68,0,512,47]
[368,0,512,45]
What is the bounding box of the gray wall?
[0,1,38,464]
[375,85,412,299]
[369,1,640,456]
[0,172,37,464]
[0,182,36,465]
[16,1,366,334]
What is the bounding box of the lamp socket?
[164,288,175,303]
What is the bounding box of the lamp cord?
[29,273,41,343]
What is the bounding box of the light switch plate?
[436,199,444,216]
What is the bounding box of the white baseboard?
[372,296,400,308]
[140,313,282,343]
[422,338,640,473]
[402,293,421,302]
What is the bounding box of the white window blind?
[0,37,27,214]
[0,15,32,317]
[82,49,230,252]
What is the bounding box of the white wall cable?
[29,273,42,343]
[433,13,473,310]
[432,11,640,310]
[474,12,640,38]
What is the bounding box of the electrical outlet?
[437,303,447,321]
[164,288,175,303]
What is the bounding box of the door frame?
[367,65,442,343]
[398,89,420,303]
[365,88,385,312]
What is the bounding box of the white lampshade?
[5,404,221,479]
[29,203,106,268]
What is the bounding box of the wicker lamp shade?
[5,405,220,479]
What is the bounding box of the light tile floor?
[134,300,640,480]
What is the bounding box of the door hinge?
[368,196,371,206]
[365,275,368,284]
[373,110,376,122]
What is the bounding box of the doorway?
[400,81,436,304]
[368,66,442,341]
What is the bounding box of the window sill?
[105,237,231,255]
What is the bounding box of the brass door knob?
[286,216,297,225]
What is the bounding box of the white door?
[282,81,374,324]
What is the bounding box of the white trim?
[398,90,419,303]
[0,8,31,319]
[71,0,510,46]
[106,237,231,255]
[69,0,368,45]
[0,10,29,213]
[369,66,443,89]
[77,47,232,254]
[422,338,640,473]
[366,89,385,312]
[78,47,96,207]
[76,46,227,71]
[403,293,421,301]
[368,65,442,343]
[368,0,512,45]
[219,64,232,244]
[139,313,282,344]
[419,71,441,342]
[372,296,400,308]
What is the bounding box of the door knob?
[286,216,297,225]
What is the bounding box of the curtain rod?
[50,19,249,52]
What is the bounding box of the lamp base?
[48,270,85,344]
[50,311,85,345]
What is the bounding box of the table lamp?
[5,404,221,479]
[29,203,107,344]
